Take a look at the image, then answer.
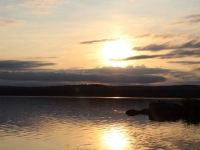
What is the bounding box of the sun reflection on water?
[103,128,130,150]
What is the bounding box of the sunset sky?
[1,0,200,86]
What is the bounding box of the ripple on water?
[0,97,200,150]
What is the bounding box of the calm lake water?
[0,97,200,150]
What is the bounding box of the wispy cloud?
[80,33,188,46]
[6,5,14,10]
[134,33,199,43]
[114,49,200,60]
[194,68,200,71]
[168,61,200,65]
[134,33,151,39]
[185,14,200,18]
[152,33,183,39]
[133,43,174,51]
[27,57,59,59]
[79,38,118,45]
[113,55,160,60]
[0,17,25,27]
[171,14,200,25]
[134,33,185,40]
[162,49,200,59]
[180,40,200,48]
[21,0,61,15]
[133,40,200,51]
[0,60,55,71]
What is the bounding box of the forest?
[0,85,200,98]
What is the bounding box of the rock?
[126,109,149,116]
[126,109,140,116]
[126,100,200,124]
[149,101,183,121]
[140,109,149,115]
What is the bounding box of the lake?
[0,97,200,150]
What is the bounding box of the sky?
[1,0,200,86]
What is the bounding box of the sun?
[101,40,133,67]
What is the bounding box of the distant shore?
[0,85,200,98]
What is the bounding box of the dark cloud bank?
[0,64,167,86]
[0,71,165,84]
[0,59,199,86]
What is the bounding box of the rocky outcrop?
[126,100,200,124]
[148,101,183,121]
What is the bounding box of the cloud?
[78,65,169,75]
[115,49,200,60]
[0,66,168,86]
[21,0,61,15]
[0,71,166,84]
[195,68,200,71]
[152,33,179,39]
[0,66,199,86]
[0,17,25,27]
[6,5,14,10]
[134,33,199,42]
[113,55,160,60]
[171,14,200,25]
[31,9,51,15]
[180,40,200,49]
[0,60,55,71]
[168,61,200,65]
[135,33,151,39]
[27,57,59,59]
[186,14,200,19]
[80,33,193,47]
[162,49,200,58]
[133,40,200,51]
[134,33,180,39]
[133,43,174,51]
[79,38,118,45]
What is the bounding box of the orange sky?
[0,0,200,86]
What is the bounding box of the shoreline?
[0,95,183,99]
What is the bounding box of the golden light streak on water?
[103,128,131,150]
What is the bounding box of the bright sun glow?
[103,128,129,150]
[101,40,133,67]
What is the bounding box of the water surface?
[0,97,200,150]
